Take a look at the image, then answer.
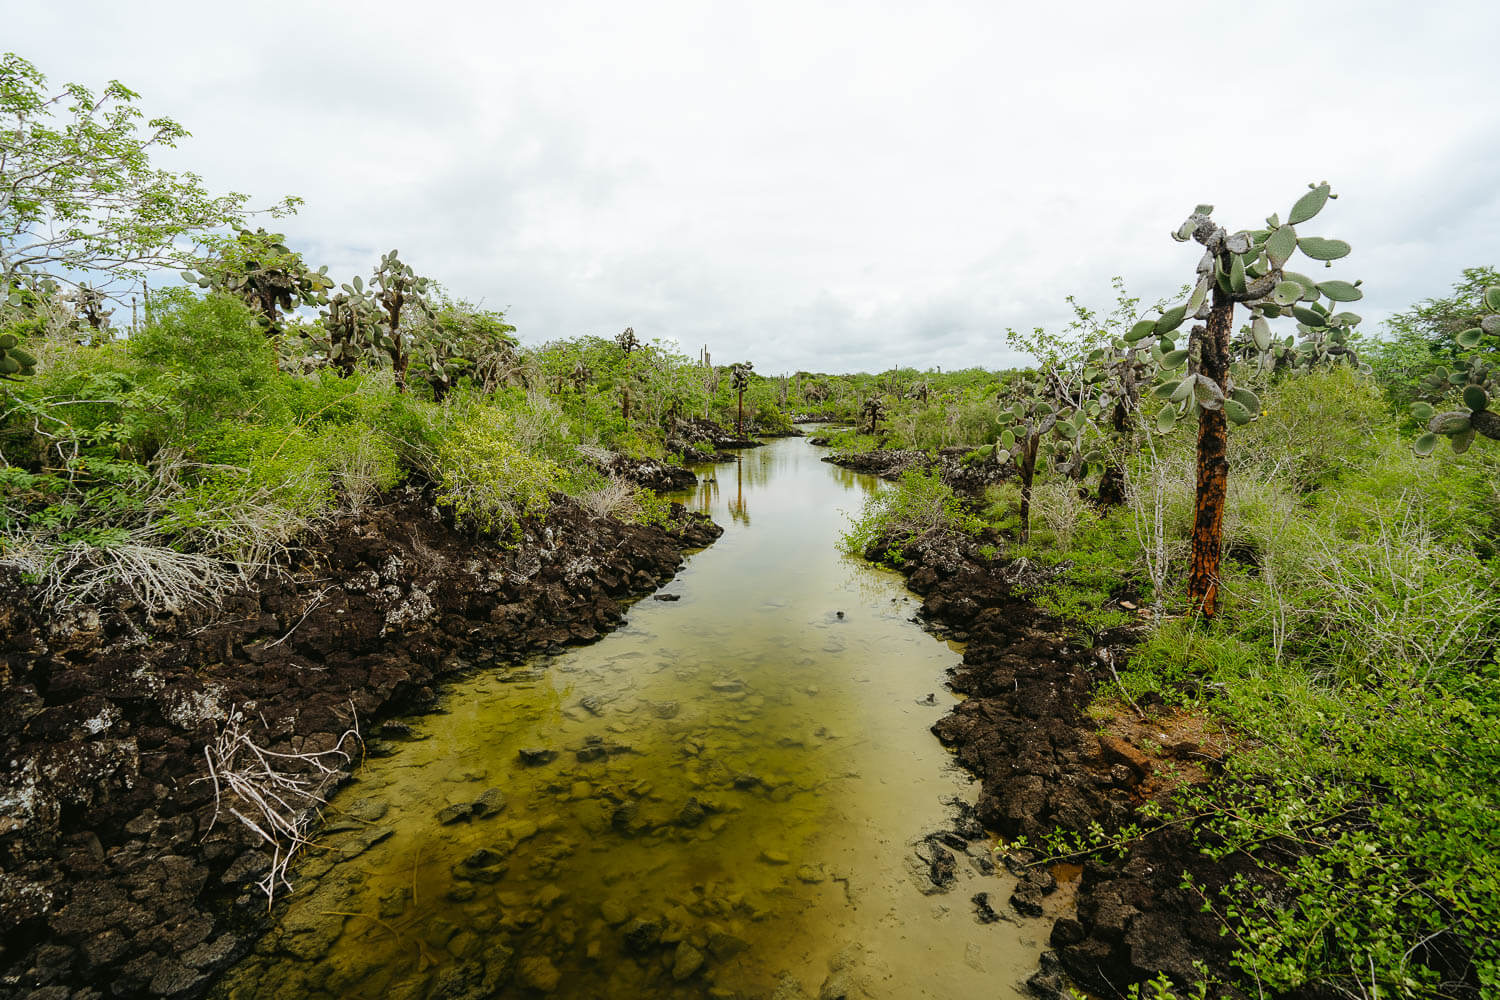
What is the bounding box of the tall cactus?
[729,361,754,436]
[860,395,885,436]
[1410,284,1500,453]
[369,250,433,392]
[320,282,381,377]
[1136,183,1360,616]
[182,228,332,336]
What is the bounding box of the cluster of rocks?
[822,447,1010,496]
[0,488,722,999]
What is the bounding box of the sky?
[7,0,1498,373]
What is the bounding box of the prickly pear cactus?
[1411,284,1500,454]
[1141,183,1361,432]
[615,327,639,355]
[183,228,332,334]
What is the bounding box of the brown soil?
[0,490,720,1000]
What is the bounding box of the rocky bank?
[0,489,720,1000]
[863,527,1246,998]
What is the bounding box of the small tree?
[993,376,1085,541]
[0,53,298,297]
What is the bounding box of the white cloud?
[9,0,1498,371]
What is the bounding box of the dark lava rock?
[621,917,663,954]
[652,593,682,602]
[517,747,558,766]
[972,892,1003,924]
[676,797,707,828]
[437,803,474,825]
[472,788,507,818]
[0,488,722,1000]
[1010,887,1046,917]
[1050,917,1085,947]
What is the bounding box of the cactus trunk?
[1188,291,1234,617]
[1096,398,1130,508]
[1018,431,1039,543]
[737,388,745,436]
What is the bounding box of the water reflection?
[213,437,1045,1000]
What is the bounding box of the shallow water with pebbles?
[213,435,1054,1000]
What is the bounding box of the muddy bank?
[0,490,720,1000]
[862,528,1245,997]
[823,447,1008,496]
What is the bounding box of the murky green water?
[214,436,1054,1000]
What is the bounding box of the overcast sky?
[9,1,1498,373]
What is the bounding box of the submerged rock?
[472,787,507,817]
[517,748,557,766]
[672,941,706,980]
[621,917,663,954]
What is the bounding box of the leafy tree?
[0,52,298,297]
[1132,183,1360,616]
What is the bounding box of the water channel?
[213,435,1056,1000]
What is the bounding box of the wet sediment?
[0,488,720,1000]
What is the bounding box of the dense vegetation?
[5,51,1498,1000]
[842,261,1500,996]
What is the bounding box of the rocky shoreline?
[862,527,1245,998]
[821,447,1008,496]
[0,489,721,1000]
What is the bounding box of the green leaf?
[1230,253,1246,293]
[1230,387,1261,413]
[1251,317,1272,351]
[1187,276,1209,314]
[1153,380,1181,399]
[1410,401,1434,422]
[1463,385,1489,412]
[1223,398,1253,425]
[1154,305,1188,334]
[1160,348,1190,368]
[1451,428,1476,454]
[1156,407,1177,433]
[1297,237,1351,261]
[1412,432,1439,457]
[1264,225,1298,267]
[1272,281,1303,306]
[1316,280,1362,302]
[1125,319,1156,343]
[1456,327,1483,349]
[1288,183,1331,225]
[1292,306,1327,327]
[1483,285,1500,311]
